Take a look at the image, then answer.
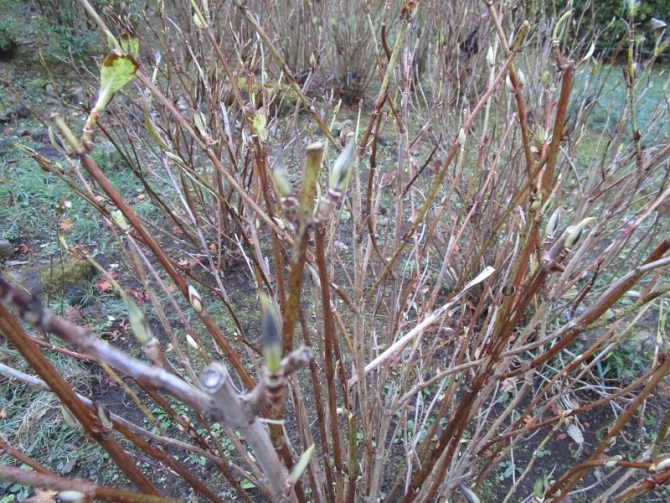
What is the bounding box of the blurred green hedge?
[552,0,669,58]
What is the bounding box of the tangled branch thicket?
[1,0,670,501]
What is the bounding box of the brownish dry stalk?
[0,304,161,496]
[0,466,179,503]
[0,276,307,501]
[364,52,515,300]
[52,115,257,390]
[546,351,670,500]
[314,229,345,496]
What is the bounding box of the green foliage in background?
[47,24,99,60]
[552,0,670,57]
[0,18,17,57]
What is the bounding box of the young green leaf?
[95,53,140,113]
[119,30,140,58]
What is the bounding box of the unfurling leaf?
[553,10,573,41]
[287,444,315,485]
[48,126,68,154]
[119,30,140,58]
[534,471,549,497]
[252,109,267,143]
[124,295,152,344]
[111,210,129,231]
[193,11,207,29]
[104,30,119,51]
[510,20,530,51]
[580,42,595,65]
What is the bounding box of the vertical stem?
[282,143,323,354]
[314,229,344,496]
[272,143,323,454]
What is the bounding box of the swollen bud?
[188,284,203,313]
[96,402,113,434]
[273,153,293,197]
[61,405,80,430]
[186,333,200,349]
[565,217,595,249]
[458,128,466,146]
[460,484,481,503]
[650,457,670,473]
[487,45,495,67]
[506,75,514,92]
[545,209,561,237]
[328,139,355,192]
[605,455,622,467]
[517,69,526,87]
[57,491,87,502]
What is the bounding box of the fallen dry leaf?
[61,457,77,474]
[15,243,31,254]
[93,279,113,292]
[128,288,150,303]
[59,219,73,230]
[65,306,82,323]
[25,488,58,503]
[567,424,584,445]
